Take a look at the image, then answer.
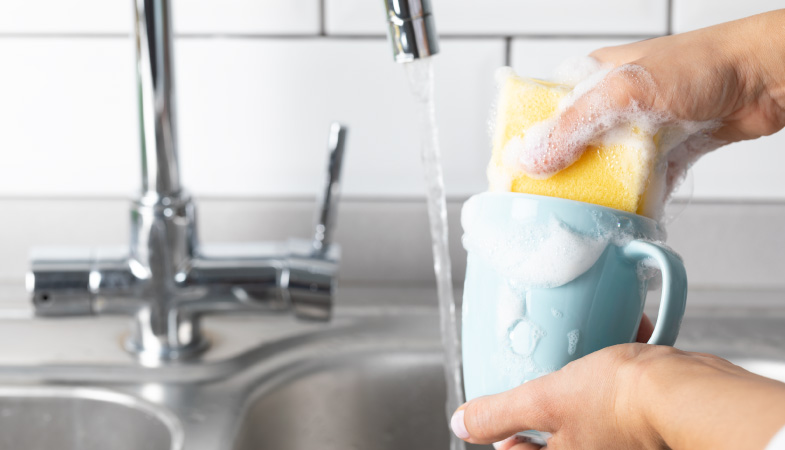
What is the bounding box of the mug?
[461,192,687,402]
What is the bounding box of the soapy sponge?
[488,71,658,215]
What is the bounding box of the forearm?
[643,353,785,449]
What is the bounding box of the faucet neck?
[134,0,182,198]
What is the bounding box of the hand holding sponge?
[488,68,661,216]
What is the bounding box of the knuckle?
[464,398,496,441]
[619,344,682,387]
[603,65,652,107]
[514,377,561,430]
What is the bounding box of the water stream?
[404,58,466,450]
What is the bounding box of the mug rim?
[472,191,662,228]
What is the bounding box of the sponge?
[488,71,658,215]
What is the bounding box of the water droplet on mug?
[567,329,580,355]
[509,318,545,356]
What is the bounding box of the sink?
[0,287,781,450]
[0,387,183,450]
[232,351,467,450]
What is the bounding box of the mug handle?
[621,240,688,346]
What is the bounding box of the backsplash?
[0,0,783,290]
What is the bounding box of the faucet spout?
[383,0,440,63]
[135,0,182,198]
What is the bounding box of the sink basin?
[0,387,183,450]
[229,303,785,450]
[230,349,785,450]
[0,287,782,450]
[232,350,471,450]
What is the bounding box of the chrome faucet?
[27,0,346,364]
[383,0,439,62]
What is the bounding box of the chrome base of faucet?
[123,307,210,364]
[28,194,339,363]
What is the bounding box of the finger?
[450,376,561,445]
[636,313,654,343]
[494,435,544,450]
[518,64,656,177]
[508,443,543,450]
[590,37,665,67]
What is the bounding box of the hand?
[450,344,785,450]
[519,9,785,193]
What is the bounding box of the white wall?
[0,1,783,290]
[0,0,782,200]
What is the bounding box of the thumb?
[450,375,562,445]
[518,64,656,178]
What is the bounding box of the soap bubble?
[567,329,581,355]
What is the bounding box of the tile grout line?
[319,0,327,36]
[504,36,512,66]
[0,32,663,40]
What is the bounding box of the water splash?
[404,57,466,450]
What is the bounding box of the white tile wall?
[1,1,783,201]
[176,38,502,198]
[0,0,784,290]
[510,38,638,78]
[174,0,321,35]
[0,37,501,198]
[673,0,783,32]
[0,1,130,34]
[0,37,139,196]
[0,0,320,35]
[687,138,785,199]
[327,0,668,36]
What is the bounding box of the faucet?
[383,0,439,62]
[27,0,346,364]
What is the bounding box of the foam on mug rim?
[461,194,652,291]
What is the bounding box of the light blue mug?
[461,192,687,404]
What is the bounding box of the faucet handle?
[312,122,347,255]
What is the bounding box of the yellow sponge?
[488,71,658,215]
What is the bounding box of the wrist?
[636,349,785,450]
[617,347,676,450]
[738,10,785,113]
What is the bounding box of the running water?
[404,58,466,450]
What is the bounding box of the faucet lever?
[312,123,347,255]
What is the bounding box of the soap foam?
[492,283,554,384]
[462,197,620,289]
[493,58,720,221]
[567,329,580,355]
[461,194,653,291]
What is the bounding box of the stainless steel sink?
[0,387,183,450]
[233,351,456,450]
[0,287,781,450]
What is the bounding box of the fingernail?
[450,410,470,439]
